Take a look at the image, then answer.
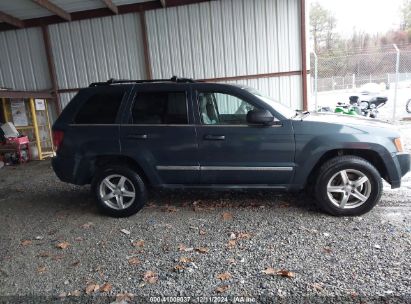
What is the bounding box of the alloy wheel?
[99,174,136,210]
[326,169,372,209]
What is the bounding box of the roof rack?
[89,76,195,87]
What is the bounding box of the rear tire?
[314,156,383,216]
[92,165,147,217]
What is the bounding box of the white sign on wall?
[35,99,46,111]
[11,100,28,127]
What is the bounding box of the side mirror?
[246,109,274,125]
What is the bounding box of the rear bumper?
[52,155,92,185]
[389,152,410,188]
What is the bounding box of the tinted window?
[75,90,124,124]
[198,92,260,125]
[132,92,188,124]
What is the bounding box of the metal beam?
[300,0,308,111]
[0,0,212,31]
[0,11,24,28]
[41,25,62,114]
[139,11,153,80]
[31,0,71,21]
[101,0,118,14]
[0,91,53,99]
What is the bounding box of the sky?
[314,0,404,36]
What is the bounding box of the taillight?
[53,130,64,151]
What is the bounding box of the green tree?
[310,2,337,54]
[400,0,411,30]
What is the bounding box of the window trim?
[129,90,190,125]
[196,90,262,126]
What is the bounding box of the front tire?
[314,156,383,216]
[92,166,147,217]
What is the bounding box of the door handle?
[127,134,148,139]
[204,134,225,140]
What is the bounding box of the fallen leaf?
[276,270,295,278]
[179,257,193,263]
[81,222,94,229]
[143,271,158,284]
[99,283,112,293]
[199,229,206,235]
[173,264,185,272]
[222,212,233,221]
[163,206,178,212]
[128,257,140,265]
[312,282,324,291]
[322,247,332,254]
[121,229,131,235]
[215,285,229,293]
[37,266,47,273]
[217,272,232,281]
[85,283,100,295]
[70,290,81,297]
[116,292,134,302]
[262,267,277,275]
[227,239,236,249]
[195,247,209,254]
[37,252,51,258]
[58,292,67,298]
[132,240,145,247]
[278,203,290,208]
[52,254,64,260]
[21,240,32,246]
[237,232,251,239]
[178,244,193,252]
[56,241,70,249]
[71,260,80,267]
[74,237,83,241]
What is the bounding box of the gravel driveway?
[0,124,410,303]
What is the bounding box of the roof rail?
[89,76,195,87]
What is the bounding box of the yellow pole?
[29,98,43,160]
[1,98,8,122]
[45,99,54,151]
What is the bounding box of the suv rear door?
[193,84,295,187]
[120,84,199,185]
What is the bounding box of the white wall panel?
[49,13,146,90]
[0,27,51,91]
[146,0,302,107]
[221,75,302,110]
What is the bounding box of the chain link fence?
[310,45,411,121]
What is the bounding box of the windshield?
[241,86,296,118]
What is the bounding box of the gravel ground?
[0,123,410,303]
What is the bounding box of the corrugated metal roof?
[0,0,52,20]
[50,0,105,13]
[0,0,151,20]
[112,0,150,5]
[49,13,147,90]
[0,27,51,91]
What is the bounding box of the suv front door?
[194,85,295,187]
[120,84,199,185]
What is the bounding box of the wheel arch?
[305,149,389,188]
[93,155,152,186]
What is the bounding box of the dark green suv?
[52,77,410,217]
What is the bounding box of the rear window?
[74,90,124,124]
[132,91,188,124]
